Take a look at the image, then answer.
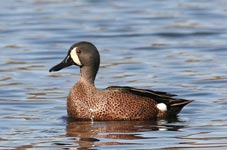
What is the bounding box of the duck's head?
[49,41,100,72]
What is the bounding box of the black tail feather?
[168,100,193,116]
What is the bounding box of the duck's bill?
[49,56,73,72]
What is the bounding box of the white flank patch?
[156,103,167,112]
[70,47,82,66]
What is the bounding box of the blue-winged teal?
[49,41,192,121]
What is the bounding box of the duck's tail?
[168,99,193,117]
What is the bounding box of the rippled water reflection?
[1,0,227,149]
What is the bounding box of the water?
[1,0,227,149]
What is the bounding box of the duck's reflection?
[65,117,185,149]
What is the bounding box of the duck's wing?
[104,86,193,116]
[105,86,177,102]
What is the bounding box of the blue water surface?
[0,0,227,149]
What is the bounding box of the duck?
[49,41,193,121]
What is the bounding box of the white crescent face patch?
[70,47,82,66]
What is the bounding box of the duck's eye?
[76,49,81,54]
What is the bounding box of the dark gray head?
[49,41,100,82]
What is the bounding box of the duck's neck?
[79,66,98,86]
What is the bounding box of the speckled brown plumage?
[49,41,193,121]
